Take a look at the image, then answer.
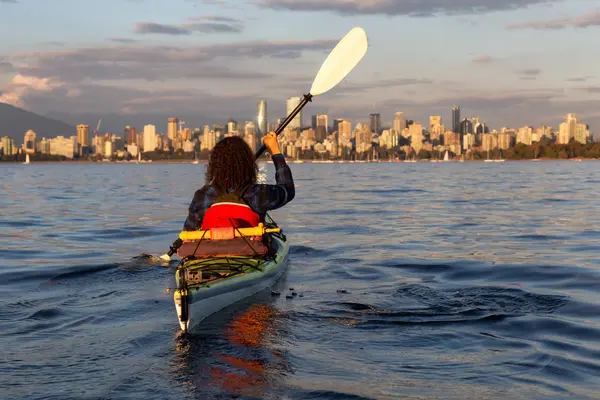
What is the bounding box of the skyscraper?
[228,120,238,135]
[452,106,460,133]
[393,112,406,134]
[143,124,156,153]
[339,120,352,141]
[77,124,89,148]
[257,100,267,138]
[167,118,178,140]
[460,118,473,135]
[23,130,36,153]
[333,118,344,133]
[316,114,328,132]
[369,113,381,135]
[123,125,136,145]
[286,97,302,130]
[1,136,14,156]
[244,121,257,151]
[429,116,441,128]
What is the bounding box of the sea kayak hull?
[173,234,289,333]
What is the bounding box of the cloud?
[12,39,338,83]
[188,15,241,23]
[566,76,593,82]
[0,74,65,107]
[516,68,542,80]
[472,55,492,63]
[336,78,434,94]
[41,41,65,47]
[577,86,600,93]
[253,0,561,17]
[107,37,139,43]
[134,15,243,35]
[2,38,337,111]
[0,0,18,3]
[0,57,14,72]
[506,9,600,29]
[521,68,542,76]
[134,22,190,35]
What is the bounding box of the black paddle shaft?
[254,93,313,160]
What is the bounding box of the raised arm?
[243,132,295,214]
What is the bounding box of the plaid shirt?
[183,154,295,231]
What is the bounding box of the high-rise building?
[429,116,441,127]
[355,125,373,153]
[559,113,578,144]
[517,126,534,145]
[143,124,157,153]
[257,100,267,138]
[311,115,318,130]
[123,125,136,145]
[409,123,424,153]
[460,118,473,135]
[286,97,302,129]
[369,113,381,134]
[393,112,405,134]
[228,120,238,135]
[167,118,178,140]
[316,114,328,132]
[49,136,78,159]
[333,118,344,133]
[181,128,192,141]
[452,106,460,133]
[1,136,14,157]
[77,124,90,148]
[429,116,444,142]
[23,130,36,153]
[338,120,352,141]
[316,114,328,142]
[245,121,257,152]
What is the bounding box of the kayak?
[172,222,289,333]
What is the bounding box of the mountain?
[0,103,76,146]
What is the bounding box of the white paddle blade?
[310,27,368,96]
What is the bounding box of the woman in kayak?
[183,132,294,231]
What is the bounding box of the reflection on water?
[172,301,291,399]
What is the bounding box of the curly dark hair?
[205,136,258,192]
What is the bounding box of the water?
[1,161,600,399]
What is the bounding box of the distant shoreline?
[3,158,597,164]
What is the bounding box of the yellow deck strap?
[179,223,281,241]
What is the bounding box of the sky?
[1,0,600,132]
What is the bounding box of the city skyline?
[1,98,592,161]
[1,1,600,130]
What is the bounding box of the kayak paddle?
[157,26,368,262]
[254,26,369,160]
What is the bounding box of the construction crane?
[92,119,102,155]
[93,119,102,137]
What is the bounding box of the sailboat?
[136,152,141,164]
[443,150,449,162]
[23,153,30,165]
[192,151,199,164]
